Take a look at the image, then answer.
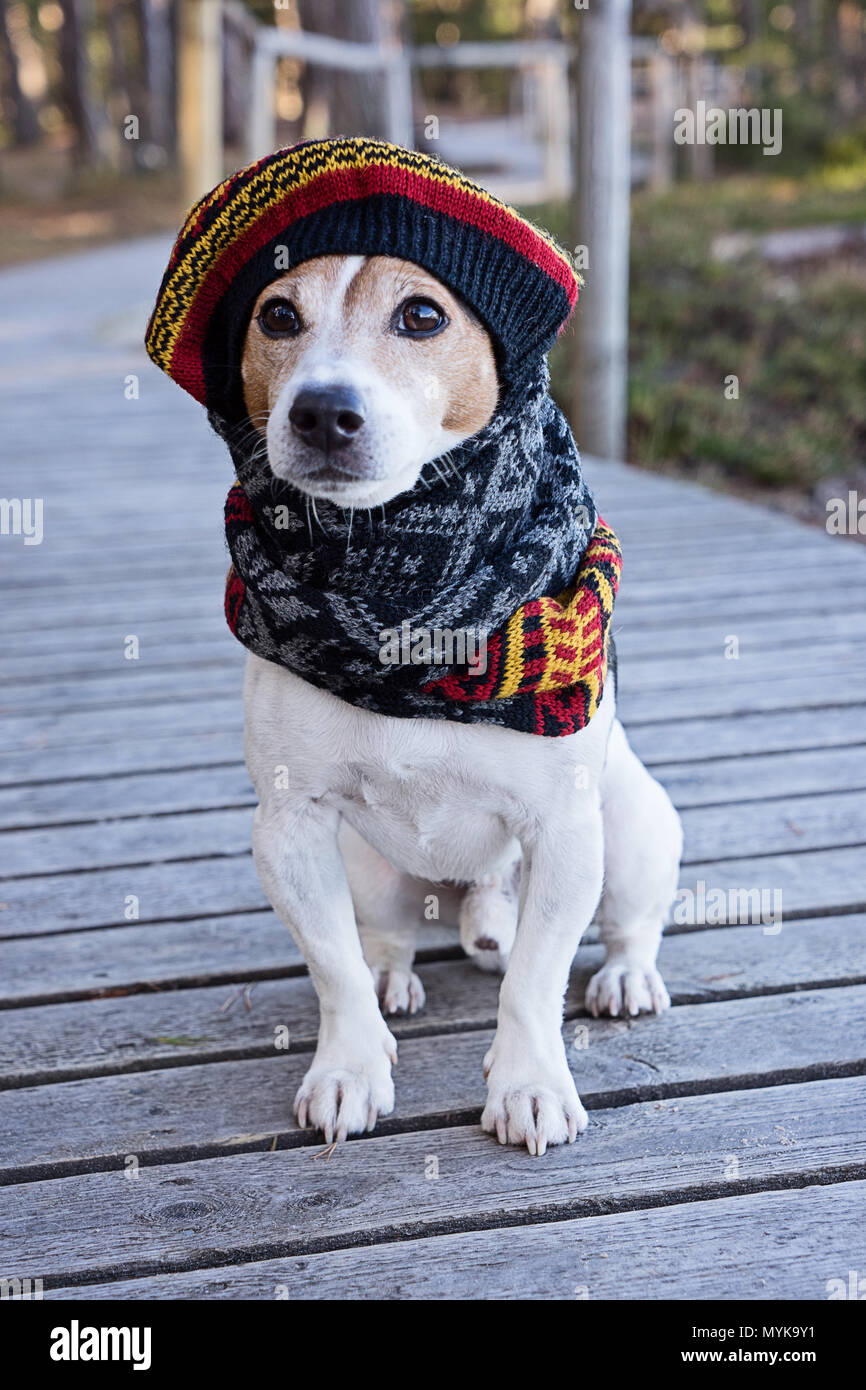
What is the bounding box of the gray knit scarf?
[219,366,599,734]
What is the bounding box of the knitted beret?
[146,136,579,420]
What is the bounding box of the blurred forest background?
[1,0,865,512]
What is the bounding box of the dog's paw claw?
[371,967,426,1015]
[481,1057,587,1155]
[482,1084,587,1155]
[585,960,670,1018]
[294,1035,396,1141]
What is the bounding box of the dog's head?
[240,254,499,507]
[145,139,579,497]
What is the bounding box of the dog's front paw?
[481,1047,587,1156]
[294,1028,397,1142]
[585,958,670,1018]
[371,966,426,1016]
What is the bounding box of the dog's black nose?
[288,385,366,453]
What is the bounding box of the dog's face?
[241,254,499,507]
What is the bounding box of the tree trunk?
[132,0,173,154]
[739,0,762,43]
[573,0,632,461]
[0,0,41,144]
[177,0,222,205]
[297,0,407,141]
[59,0,101,165]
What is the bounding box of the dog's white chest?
[326,756,515,882]
[243,654,610,883]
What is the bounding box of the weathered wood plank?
[0,732,242,788]
[615,584,857,628]
[2,909,864,1011]
[0,854,266,936]
[5,837,864,939]
[1,976,864,1100]
[614,608,866,661]
[0,696,241,753]
[48,1179,866,1300]
[0,912,463,1005]
[653,746,866,808]
[620,668,866,723]
[680,788,866,863]
[619,643,866,693]
[617,558,864,604]
[680,845,866,920]
[0,765,254,829]
[4,635,236,683]
[10,612,227,659]
[629,704,866,763]
[0,664,242,716]
[3,1079,864,1287]
[1,807,253,876]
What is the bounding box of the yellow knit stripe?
[489,520,620,700]
[147,139,574,372]
[497,606,530,699]
[532,597,561,694]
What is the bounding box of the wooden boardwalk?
[2,240,866,1301]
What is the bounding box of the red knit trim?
[224,567,245,635]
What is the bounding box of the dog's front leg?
[253,800,397,1141]
[481,808,604,1155]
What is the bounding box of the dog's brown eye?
[395,298,447,336]
[259,298,301,337]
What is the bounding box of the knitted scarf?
[146,138,621,737]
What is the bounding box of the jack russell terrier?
[147,138,682,1156]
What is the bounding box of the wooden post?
[574,0,632,462]
[539,51,571,200]
[383,42,413,147]
[177,0,223,206]
[247,38,276,162]
[686,55,712,181]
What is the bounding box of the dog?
[239,252,683,1155]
